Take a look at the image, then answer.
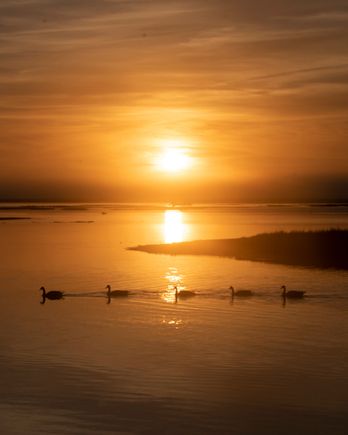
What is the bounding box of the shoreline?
[0,217,31,220]
[129,229,348,270]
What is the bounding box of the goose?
[174,285,196,298]
[230,286,253,297]
[281,285,305,299]
[40,286,64,300]
[105,284,129,297]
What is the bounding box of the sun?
[155,139,192,173]
[157,148,190,172]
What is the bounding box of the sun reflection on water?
[161,266,185,303]
[161,318,184,329]
[163,210,186,243]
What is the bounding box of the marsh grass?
[130,229,348,269]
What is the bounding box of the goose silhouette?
[40,286,64,300]
[174,285,196,299]
[105,284,129,297]
[230,286,253,297]
[281,285,305,299]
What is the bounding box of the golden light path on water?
[163,210,186,244]
[162,266,184,304]
[161,209,187,304]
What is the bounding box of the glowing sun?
[155,140,192,173]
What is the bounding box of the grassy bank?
[129,229,348,269]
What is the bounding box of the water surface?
[1,203,347,434]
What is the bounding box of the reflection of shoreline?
[129,229,348,270]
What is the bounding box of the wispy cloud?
[0,0,347,200]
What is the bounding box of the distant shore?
[129,229,348,269]
[0,217,31,220]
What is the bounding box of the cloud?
[0,0,347,200]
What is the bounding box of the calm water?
[0,203,348,434]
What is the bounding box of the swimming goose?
[40,286,64,300]
[281,285,305,299]
[174,285,196,298]
[230,286,253,297]
[105,284,129,297]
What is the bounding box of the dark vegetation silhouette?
[0,217,31,220]
[129,229,348,270]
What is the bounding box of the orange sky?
[1,0,348,202]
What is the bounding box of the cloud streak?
[0,0,347,200]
